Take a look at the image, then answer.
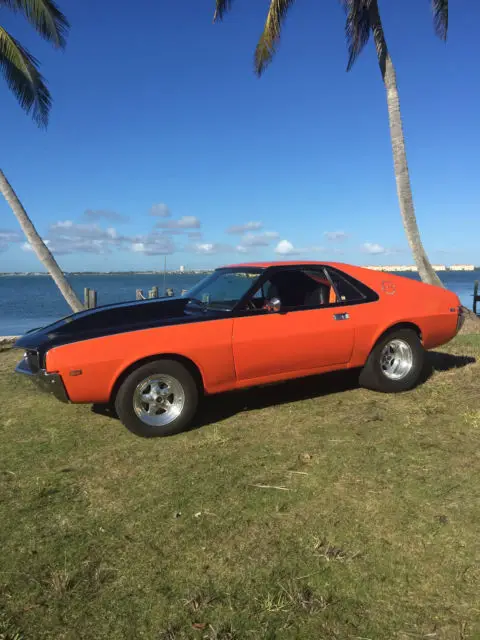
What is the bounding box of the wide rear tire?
[115,360,199,437]
[359,328,425,393]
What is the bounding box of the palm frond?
[254,0,295,76]
[0,0,69,48]
[341,0,371,71]
[432,0,448,40]
[0,26,51,127]
[213,0,233,22]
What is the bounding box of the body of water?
[0,270,478,336]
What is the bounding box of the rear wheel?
[359,328,425,393]
[115,360,199,437]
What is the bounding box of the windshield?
[185,269,263,311]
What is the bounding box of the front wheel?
[115,360,199,437]
[359,328,425,393]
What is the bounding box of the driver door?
[232,268,356,383]
[232,307,355,383]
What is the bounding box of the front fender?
[45,319,236,403]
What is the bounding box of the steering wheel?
[245,299,257,311]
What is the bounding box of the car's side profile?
[14,261,464,437]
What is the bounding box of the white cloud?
[274,239,324,256]
[236,245,250,253]
[53,220,74,229]
[17,217,181,257]
[129,233,175,256]
[156,216,201,230]
[0,230,22,242]
[362,242,387,255]
[275,240,298,255]
[196,243,215,254]
[50,221,125,245]
[0,229,22,251]
[226,221,263,234]
[50,221,106,238]
[23,221,133,255]
[189,242,232,255]
[22,240,51,252]
[161,228,189,235]
[150,203,171,217]
[176,216,201,229]
[324,231,348,242]
[241,231,280,247]
[84,209,129,222]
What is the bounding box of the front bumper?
[15,354,69,403]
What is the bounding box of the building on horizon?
[449,264,475,271]
[364,263,475,272]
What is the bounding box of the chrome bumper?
[15,354,69,403]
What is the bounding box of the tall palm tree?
[0,0,83,312]
[213,0,446,288]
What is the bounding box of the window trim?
[232,264,379,316]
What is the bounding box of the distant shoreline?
[0,266,478,277]
[0,270,213,277]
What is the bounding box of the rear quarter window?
[325,268,377,304]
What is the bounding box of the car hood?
[14,296,215,354]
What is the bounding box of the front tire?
[115,360,199,437]
[359,328,425,393]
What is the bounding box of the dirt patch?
[460,307,480,335]
[0,337,17,352]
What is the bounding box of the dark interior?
[255,270,331,309]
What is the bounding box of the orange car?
[14,261,464,437]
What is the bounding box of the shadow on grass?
[427,351,476,372]
[91,369,360,428]
[193,369,361,429]
[91,351,475,430]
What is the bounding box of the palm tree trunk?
[0,169,84,313]
[368,1,443,288]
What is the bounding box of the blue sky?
[1,0,479,272]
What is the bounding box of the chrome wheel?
[380,339,413,381]
[133,374,185,427]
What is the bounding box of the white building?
[449,264,475,271]
[365,264,451,272]
[179,265,185,273]
[365,265,418,272]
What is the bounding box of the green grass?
[1,337,480,639]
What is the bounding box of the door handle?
[333,312,350,321]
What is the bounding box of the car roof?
[220,260,345,269]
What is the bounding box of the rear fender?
[349,319,424,368]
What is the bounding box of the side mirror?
[265,297,281,313]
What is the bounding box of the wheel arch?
[373,321,423,348]
[109,353,205,404]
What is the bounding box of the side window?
[251,269,335,309]
[324,268,366,304]
[253,284,266,299]
[250,280,276,306]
